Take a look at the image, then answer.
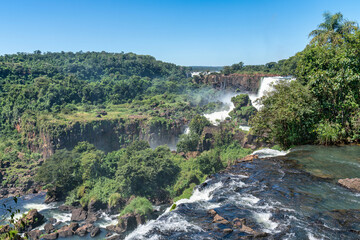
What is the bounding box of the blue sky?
[1,0,360,66]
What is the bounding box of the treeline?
[251,12,360,148]
[0,51,194,129]
[221,55,299,76]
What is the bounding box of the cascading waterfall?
[204,76,293,128]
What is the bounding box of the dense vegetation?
[220,55,299,76]
[251,12,360,148]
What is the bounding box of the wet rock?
[59,205,75,212]
[75,223,94,237]
[15,209,44,232]
[71,208,87,221]
[338,178,360,192]
[106,232,113,237]
[237,154,259,163]
[88,199,103,213]
[106,213,139,233]
[213,214,230,224]
[57,222,79,238]
[90,226,101,237]
[48,218,57,224]
[42,232,58,240]
[208,209,217,216]
[86,212,98,224]
[44,223,55,234]
[223,228,233,234]
[28,229,42,240]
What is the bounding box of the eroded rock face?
[195,73,278,92]
[338,178,360,192]
[15,209,44,232]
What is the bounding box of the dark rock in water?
[28,229,43,240]
[15,209,44,232]
[90,226,101,237]
[57,222,79,238]
[86,212,98,224]
[338,178,360,192]
[44,223,55,234]
[42,232,58,240]
[48,218,57,224]
[71,208,87,221]
[107,235,124,240]
[75,223,94,237]
[59,205,75,212]
[106,213,142,233]
[105,232,113,237]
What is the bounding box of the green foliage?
[250,80,319,148]
[176,133,199,153]
[189,114,210,135]
[108,193,122,208]
[197,150,223,175]
[80,178,121,206]
[218,142,252,166]
[316,121,342,145]
[116,145,180,197]
[35,149,81,193]
[229,94,257,124]
[120,197,153,217]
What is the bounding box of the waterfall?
[249,76,294,110]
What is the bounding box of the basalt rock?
[57,222,79,238]
[44,223,55,234]
[90,226,101,237]
[71,208,87,221]
[106,213,143,233]
[15,209,44,232]
[41,232,58,240]
[75,223,95,237]
[213,214,230,225]
[27,229,43,240]
[338,178,360,192]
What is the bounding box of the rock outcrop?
[195,73,278,92]
[338,178,360,192]
[15,209,44,232]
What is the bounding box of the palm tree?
[309,12,358,45]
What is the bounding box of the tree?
[309,11,358,45]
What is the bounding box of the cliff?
[194,73,279,92]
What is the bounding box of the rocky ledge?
[338,178,360,192]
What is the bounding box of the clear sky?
[1,0,360,66]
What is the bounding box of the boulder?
[75,223,94,237]
[213,214,230,225]
[15,209,44,232]
[208,209,217,216]
[42,232,58,240]
[27,229,42,240]
[338,178,360,192]
[57,222,79,238]
[90,226,101,237]
[106,213,139,233]
[223,228,233,234]
[48,218,57,224]
[71,208,87,221]
[44,223,54,234]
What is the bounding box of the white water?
[252,148,289,158]
[204,76,293,127]
[249,76,294,110]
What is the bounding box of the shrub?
[120,197,153,217]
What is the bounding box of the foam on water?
[253,212,279,232]
[51,212,72,223]
[174,181,223,207]
[125,212,203,240]
[252,148,289,158]
[97,212,120,228]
